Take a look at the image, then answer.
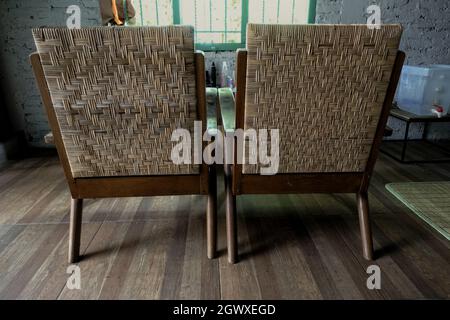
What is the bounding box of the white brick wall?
[0,0,100,147]
[316,0,450,66]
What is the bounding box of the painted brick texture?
[0,0,100,147]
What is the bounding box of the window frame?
[169,0,316,51]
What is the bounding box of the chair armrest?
[206,87,218,135]
[218,88,236,133]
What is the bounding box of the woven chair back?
[243,24,402,174]
[33,27,199,178]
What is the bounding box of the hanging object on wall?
[99,0,136,26]
[111,0,123,25]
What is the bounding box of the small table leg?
[400,122,410,162]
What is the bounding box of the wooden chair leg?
[357,192,374,260]
[225,164,238,264]
[68,198,83,264]
[207,164,217,259]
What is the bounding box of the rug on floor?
[386,182,450,241]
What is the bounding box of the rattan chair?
[30,26,218,263]
[219,24,405,263]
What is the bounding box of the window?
[133,0,173,26]
[130,0,316,50]
[179,0,244,50]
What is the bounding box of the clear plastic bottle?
[221,61,228,88]
[211,62,217,87]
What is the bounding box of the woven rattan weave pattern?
[33,26,199,178]
[243,24,402,174]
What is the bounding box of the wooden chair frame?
[220,49,405,264]
[30,51,218,263]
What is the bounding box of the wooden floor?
[381,140,450,162]
[0,145,449,299]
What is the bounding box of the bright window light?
[129,0,315,50]
[133,0,173,26]
[249,0,310,24]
